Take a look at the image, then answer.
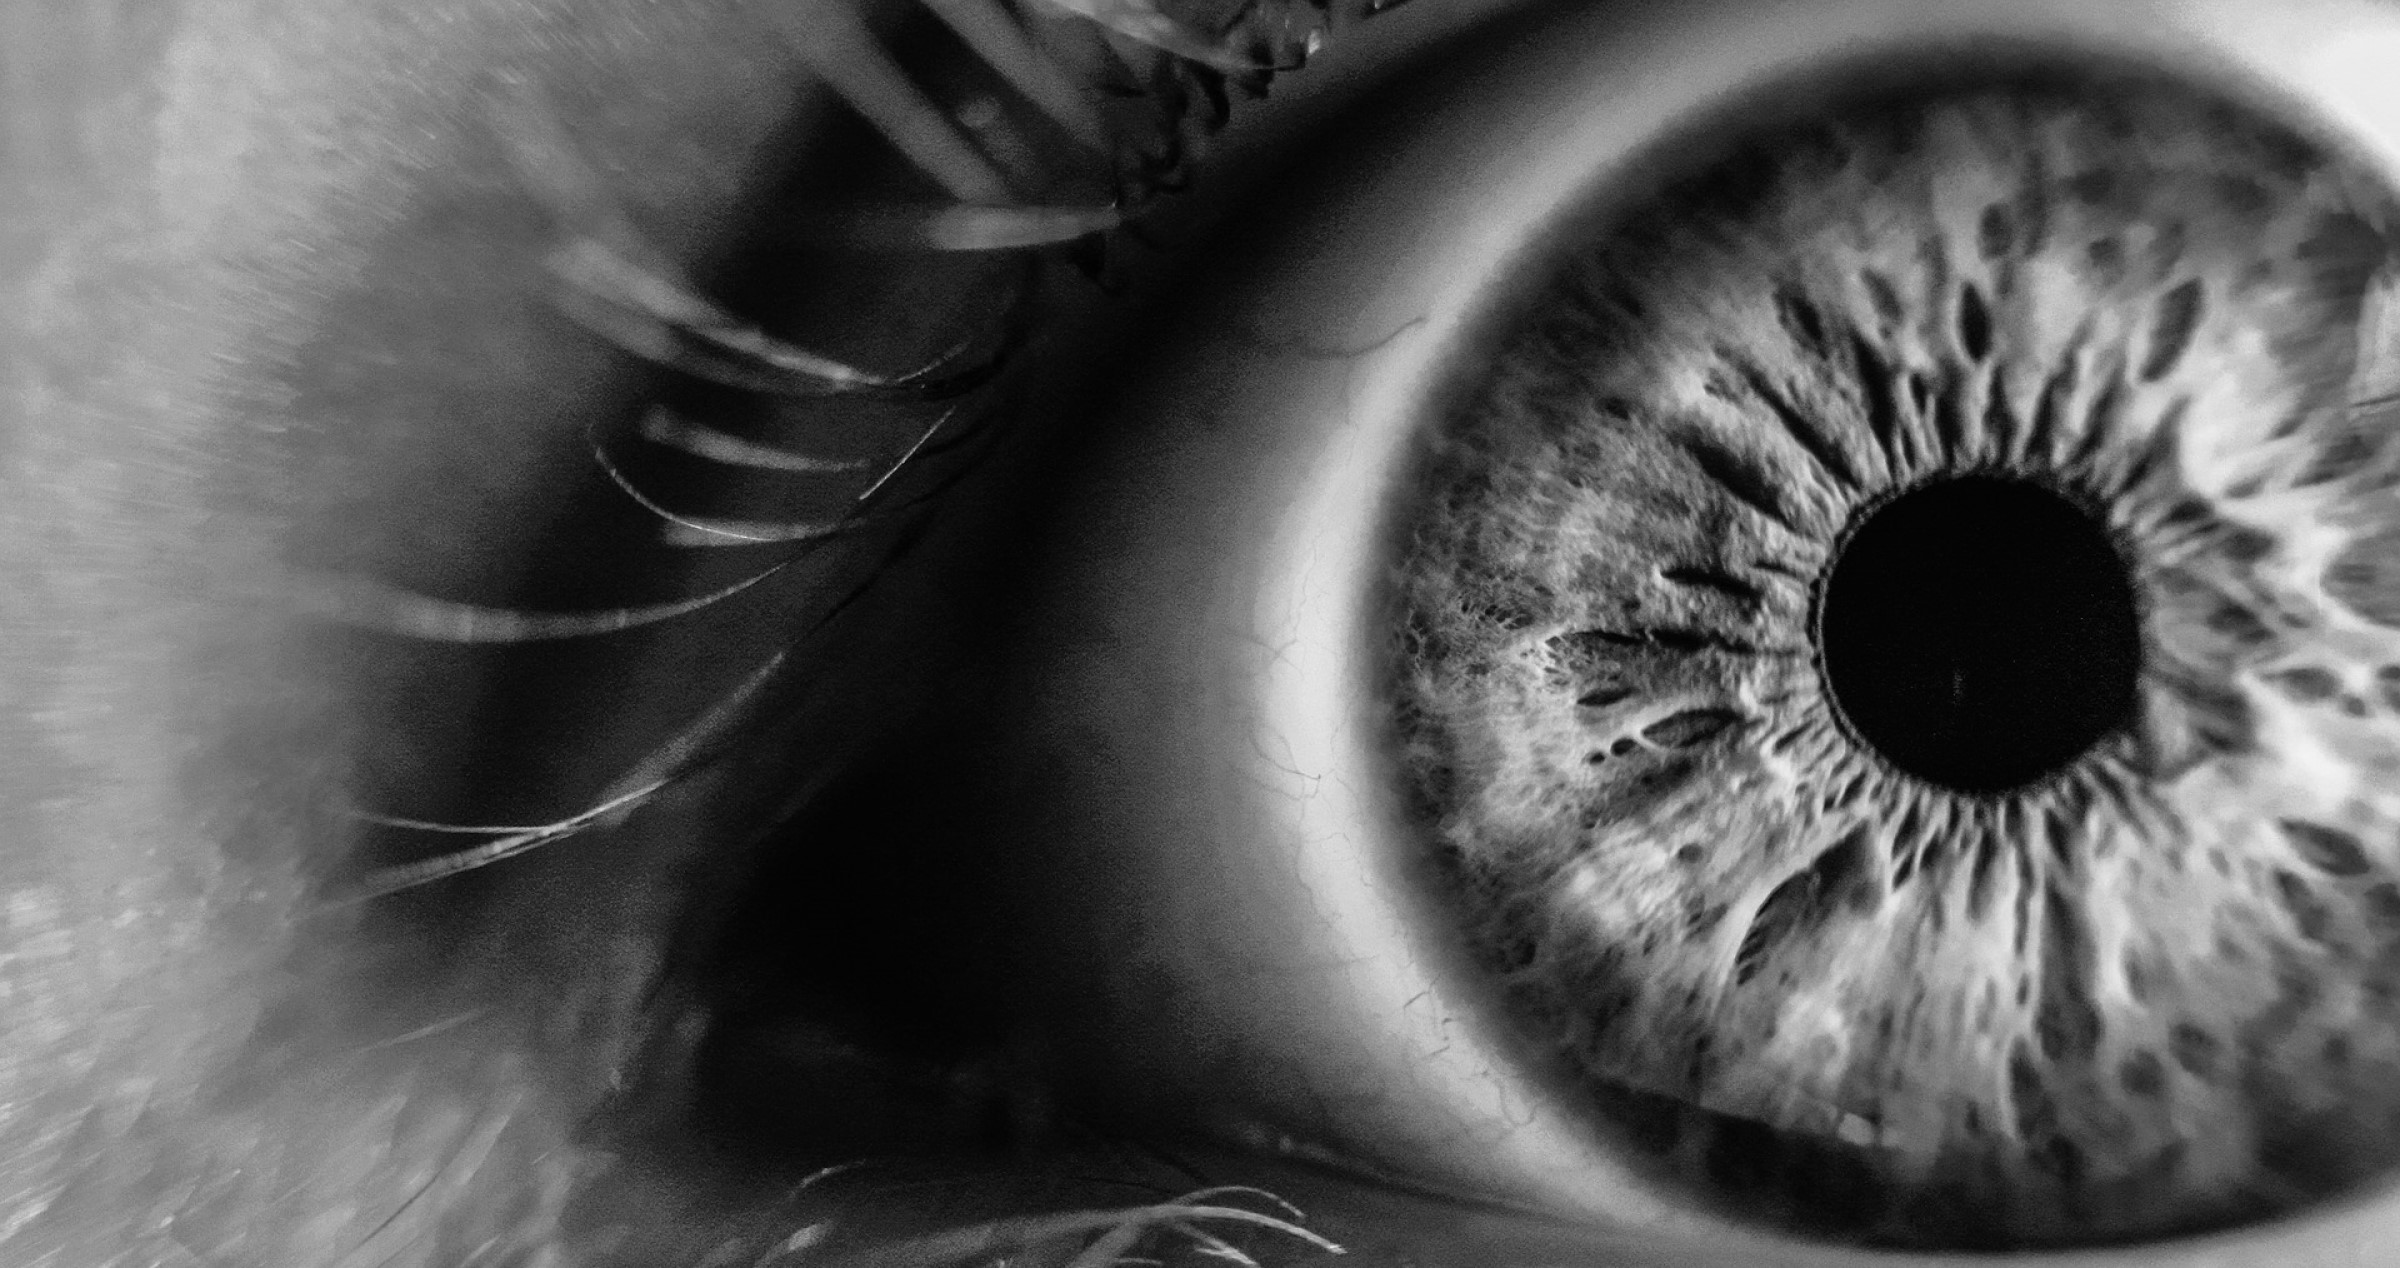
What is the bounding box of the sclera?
[984,0,2400,1261]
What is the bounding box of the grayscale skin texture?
[0,1,1529,1263]
[0,0,1173,1261]
[5,0,2400,1266]
[0,3,859,1264]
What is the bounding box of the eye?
[14,1,2400,1267]
[1380,67,2400,1250]
[904,0,2400,1262]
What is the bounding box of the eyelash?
[309,1,1422,1262]
[323,0,1364,895]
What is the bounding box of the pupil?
[1816,475,2141,794]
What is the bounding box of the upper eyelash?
[316,0,1411,896]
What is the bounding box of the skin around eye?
[0,4,895,1263]
[966,0,2400,1262]
[0,0,1580,1264]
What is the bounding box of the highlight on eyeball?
[12,0,2400,1266]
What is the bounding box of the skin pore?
[4,0,2400,1265]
